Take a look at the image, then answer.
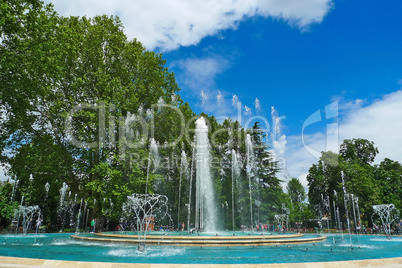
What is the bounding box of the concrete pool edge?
[94,232,305,240]
[1,256,402,267]
[71,233,326,246]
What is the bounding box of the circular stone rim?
[71,233,326,246]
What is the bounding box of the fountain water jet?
[245,133,254,230]
[11,179,19,203]
[75,198,83,234]
[146,138,160,193]
[231,150,240,231]
[372,204,398,239]
[194,117,217,231]
[187,147,195,233]
[13,205,41,235]
[14,196,24,234]
[341,172,352,246]
[58,182,69,231]
[321,194,331,234]
[122,193,172,251]
[177,150,189,230]
[44,182,50,199]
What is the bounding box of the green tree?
[0,181,19,228]
[340,139,381,223]
[307,151,341,209]
[1,0,192,228]
[340,138,378,165]
[287,178,305,205]
[308,139,384,225]
[250,122,283,223]
[375,158,402,210]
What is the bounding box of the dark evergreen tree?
[250,122,283,223]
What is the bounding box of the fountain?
[186,147,195,233]
[13,205,41,235]
[341,171,353,245]
[14,196,24,234]
[58,182,69,231]
[194,117,217,231]
[44,182,50,199]
[177,150,189,230]
[4,232,402,265]
[106,199,113,231]
[146,138,160,193]
[69,194,77,230]
[321,194,331,233]
[231,149,240,231]
[121,193,172,251]
[372,204,399,239]
[11,179,19,203]
[355,196,361,232]
[245,133,254,230]
[3,99,400,266]
[75,198,83,234]
[274,214,288,231]
[333,190,339,230]
[5,124,402,267]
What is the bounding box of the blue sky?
[16,0,402,188]
[157,0,402,186]
[164,0,402,133]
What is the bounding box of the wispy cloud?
[45,0,333,51]
[171,46,240,116]
[173,57,229,92]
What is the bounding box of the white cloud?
[284,90,402,192]
[340,90,402,162]
[45,0,333,51]
[171,46,240,116]
[174,56,229,115]
[173,56,229,91]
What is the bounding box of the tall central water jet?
[195,117,217,231]
[246,133,254,230]
[231,149,240,231]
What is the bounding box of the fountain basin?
[1,233,402,264]
[72,232,325,246]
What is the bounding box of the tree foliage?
[307,139,401,227]
[0,1,285,231]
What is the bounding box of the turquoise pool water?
[0,233,401,264]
